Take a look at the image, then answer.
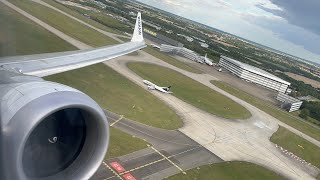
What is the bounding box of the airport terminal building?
[219,56,290,93]
[160,44,203,62]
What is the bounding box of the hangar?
[219,56,290,93]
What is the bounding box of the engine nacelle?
[147,85,155,90]
[0,78,109,180]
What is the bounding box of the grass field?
[105,127,147,159]
[46,63,182,129]
[118,37,131,42]
[271,126,320,168]
[42,0,125,35]
[143,46,203,74]
[0,2,173,159]
[285,72,320,89]
[62,4,131,33]
[11,0,118,47]
[0,4,76,57]
[128,62,251,119]
[211,80,320,141]
[166,161,285,180]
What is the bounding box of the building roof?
[221,56,291,85]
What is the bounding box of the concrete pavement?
[4,1,319,178]
[106,51,320,179]
[90,111,222,180]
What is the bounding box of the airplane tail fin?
[131,12,144,42]
[163,86,172,92]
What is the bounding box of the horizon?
[136,0,320,64]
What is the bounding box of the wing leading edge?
[0,13,146,77]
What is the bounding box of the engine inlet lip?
[5,91,109,180]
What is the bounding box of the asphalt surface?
[5,1,320,179]
[107,51,320,179]
[90,111,222,180]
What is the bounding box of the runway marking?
[110,162,126,173]
[119,146,200,175]
[148,145,186,174]
[103,161,123,180]
[120,157,166,175]
[123,173,136,180]
[110,115,124,126]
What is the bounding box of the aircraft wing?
[0,13,146,77]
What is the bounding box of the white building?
[219,56,290,93]
[277,93,303,112]
[160,44,203,63]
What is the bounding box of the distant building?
[129,11,136,16]
[143,20,162,30]
[177,34,193,42]
[160,44,204,63]
[144,29,184,47]
[199,42,209,48]
[277,93,303,112]
[219,56,291,93]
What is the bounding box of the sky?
[136,0,320,63]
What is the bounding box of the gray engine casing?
[0,71,109,180]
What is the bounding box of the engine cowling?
[147,85,155,90]
[0,78,109,180]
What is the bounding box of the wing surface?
[0,13,145,77]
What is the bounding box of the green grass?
[46,63,182,129]
[42,0,124,35]
[143,46,203,74]
[271,126,320,168]
[106,127,147,159]
[64,5,131,32]
[128,62,251,119]
[0,3,158,159]
[0,4,76,57]
[166,161,285,180]
[292,110,320,126]
[118,37,131,42]
[211,80,320,141]
[11,0,118,47]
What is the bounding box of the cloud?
[136,0,320,63]
[258,0,320,36]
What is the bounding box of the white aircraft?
[143,80,172,93]
[0,13,145,180]
[204,54,213,66]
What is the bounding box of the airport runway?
[106,51,320,179]
[90,111,222,180]
[6,1,319,178]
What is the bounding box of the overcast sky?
[136,0,320,63]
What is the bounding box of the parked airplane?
[0,13,145,180]
[150,43,160,49]
[204,54,213,66]
[143,80,172,93]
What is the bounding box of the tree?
[299,109,310,120]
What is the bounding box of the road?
[107,51,320,179]
[4,0,319,179]
[0,0,91,50]
[31,0,127,43]
[90,111,222,180]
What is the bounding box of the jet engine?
[0,73,109,180]
[147,85,155,90]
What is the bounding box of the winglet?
[131,12,144,42]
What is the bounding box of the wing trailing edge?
[0,13,146,77]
